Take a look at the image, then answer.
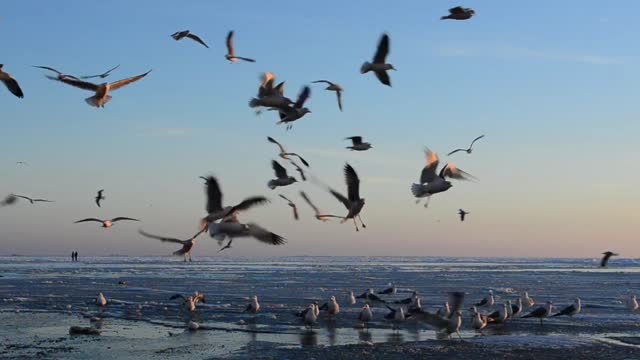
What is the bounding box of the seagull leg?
[457,331,462,340]
[424,196,431,208]
[358,215,367,229]
[353,218,359,232]
[415,199,421,205]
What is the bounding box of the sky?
[0,0,639,257]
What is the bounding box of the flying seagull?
[448,135,485,156]
[138,226,208,262]
[0,194,18,207]
[16,161,28,166]
[200,176,269,224]
[47,69,152,107]
[277,86,311,130]
[552,298,581,318]
[170,292,206,312]
[458,209,469,222]
[329,163,366,231]
[299,191,342,222]
[279,194,299,220]
[0,64,24,98]
[74,217,139,228]
[225,31,255,63]
[441,6,475,20]
[80,65,121,79]
[522,301,553,325]
[601,251,619,267]
[267,137,310,166]
[411,149,475,207]
[32,66,79,80]
[249,72,293,110]
[360,33,395,87]
[345,136,372,151]
[291,161,307,181]
[13,195,54,204]
[95,190,105,207]
[312,80,343,111]
[209,219,286,252]
[171,30,209,48]
[268,160,297,189]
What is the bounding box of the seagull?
[436,302,451,318]
[329,163,366,231]
[378,283,396,295]
[249,73,293,110]
[138,226,208,262]
[319,296,340,316]
[268,160,298,189]
[302,303,318,329]
[170,292,206,312]
[552,298,581,318]
[80,64,121,79]
[361,33,395,86]
[358,304,373,330]
[385,305,407,331]
[95,190,105,207]
[225,31,255,63]
[46,69,152,108]
[0,64,24,98]
[510,298,523,318]
[95,293,107,307]
[311,80,343,111]
[345,136,372,151]
[522,292,535,308]
[472,309,489,330]
[277,86,311,130]
[447,135,485,156]
[395,291,419,305]
[408,297,423,314]
[291,161,307,181]
[628,295,638,312]
[267,137,310,167]
[16,161,28,166]
[209,219,286,252]
[295,301,320,318]
[356,289,386,305]
[411,149,475,207]
[347,291,357,305]
[299,191,342,222]
[170,30,209,48]
[601,251,619,267]
[412,292,465,339]
[458,209,469,222]
[487,303,509,324]
[441,6,476,20]
[279,194,299,220]
[475,290,495,308]
[0,194,18,207]
[74,217,139,228]
[200,176,269,224]
[13,195,54,204]
[32,66,80,80]
[244,295,260,314]
[522,301,553,325]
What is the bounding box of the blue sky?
[1,0,639,257]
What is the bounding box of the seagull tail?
[440,16,449,20]
[85,95,111,108]
[360,62,372,74]
[249,98,261,108]
[411,183,426,197]
[267,180,277,190]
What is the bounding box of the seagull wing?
[449,6,465,14]
[186,33,209,48]
[469,134,485,148]
[138,229,184,244]
[247,223,286,245]
[32,66,64,75]
[294,86,311,108]
[102,64,120,76]
[13,195,33,202]
[108,70,152,91]
[286,153,309,167]
[111,217,139,223]
[374,71,391,87]
[300,191,321,216]
[344,163,361,202]
[1,75,24,98]
[336,90,343,111]
[447,148,466,156]
[229,196,269,213]
[413,310,449,329]
[279,194,292,203]
[74,218,104,224]
[226,30,234,55]
[439,163,475,181]
[169,294,186,301]
[267,137,286,153]
[373,33,390,64]
[600,254,610,267]
[202,176,224,213]
[235,57,256,63]
[272,160,289,179]
[52,76,99,91]
[312,80,333,85]
[292,206,299,220]
[330,189,351,210]
[32,199,54,203]
[346,136,362,145]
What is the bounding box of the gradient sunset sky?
[1,0,639,257]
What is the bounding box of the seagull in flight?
[361,33,395,87]
[80,65,121,79]
[329,163,366,231]
[277,86,311,130]
[95,190,105,207]
[345,136,372,151]
[0,64,24,98]
[299,191,342,222]
[268,160,297,190]
[279,194,299,220]
[225,31,255,63]
[411,149,475,207]
[138,226,208,262]
[249,72,293,111]
[291,161,307,181]
[33,66,79,80]
[312,80,343,111]
[458,209,469,222]
[200,176,269,224]
[47,69,152,107]
[267,137,310,167]
[74,217,139,228]
[441,6,476,20]
[171,30,209,48]
[15,161,28,166]
[601,251,619,267]
[13,195,54,204]
[448,135,485,156]
[552,298,581,318]
[210,218,286,252]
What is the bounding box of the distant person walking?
[71,251,75,262]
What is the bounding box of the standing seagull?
[200,176,269,224]
[244,295,260,314]
[441,6,476,20]
[360,33,395,86]
[458,209,469,222]
[601,251,619,267]
[522,292,535,308]
[0,65,24,98]
[13,195,54,204]
[448,135,485,156]
[170,30,209,48]
[475,290,495,308]
[225,31,255,63]
[319,296,341,316]
[312,80,343,111]
[279,194,299,220]
[80,65,121,79]
[522,301,553,325]
[299,191,342,222]
[74,217,139,228]
[277,86,311,129]
[138,226,208,262]
[170,292,206,312]
[267,137,310,166]
[95,190,105,208]
[268,161,297,189]
[412,149,475,207]
[552,298,581,318]
[329,163,366,231]
[345,137,372,151]
[628,295,639,312]
[358,304,373,330]
[47,69,152,108]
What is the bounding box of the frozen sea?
[1,256,640,359]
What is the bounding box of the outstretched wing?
[447,148,466,156]
[449,6,465,14]
[344,163,360,202]
[375,71,391,87]
[74,218,104,224]
[373,33,390,64]
[51,76,99,91]
[226,30,234,55]
[294,86,311,108]
[111,217,140,223]
[109,70,152,91]
[469,134,485,148]
[300,191,321,215]
[279,194,292,203]
[186,33,209,48]
[286,153,309,167]
[267,137,286,153]
[272,160,289,179]
[439,163,475,181]
[229,196,269,213]
[336,90,343,111]
[312,80,333,85]
[346,136,362,145]
[203,176,223,213]
[138,229,184,244]
[329,189,351,210]
[247,223,286,245]
[1,75,24,98]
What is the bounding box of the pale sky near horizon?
[1,1,639,258]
